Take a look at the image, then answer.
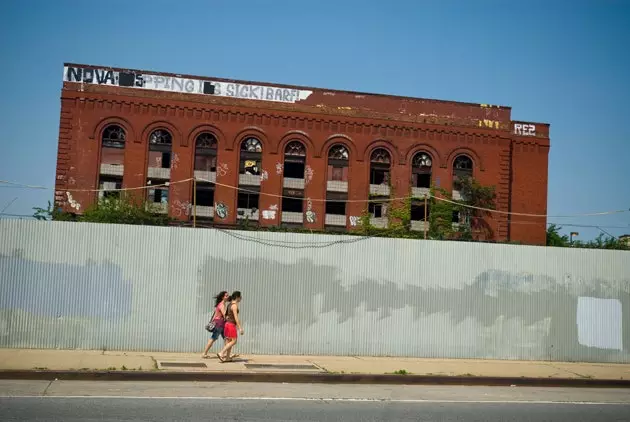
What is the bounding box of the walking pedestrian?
[201,291,229,358]
[218,291,244,362]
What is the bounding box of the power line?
[1,177,629,219]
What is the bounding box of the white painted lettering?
[63,66,313,103]
[513,123,536,137]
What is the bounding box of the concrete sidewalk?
[1,349,629,387]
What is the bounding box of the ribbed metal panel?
[1,220,629,362]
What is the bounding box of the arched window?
[453,155,473,190]
[240,137,262,175]
[194,132,218,173]
[326,144,349,221]
[453,155,473,177]
[147,129,173,213]
[283,140,306,178]
[281,140,307,216]
[237,137,263,221]
[327,144,349,182]
[98,124,126,199]
[148,129,173,169]
[412,152,433,188]
[369,148,391,185]
[193,133,218,210]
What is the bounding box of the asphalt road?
[1,380,630,421]
[1,396,629,421]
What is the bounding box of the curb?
[1,370,629,388]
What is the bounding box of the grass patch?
[393,369,409,375]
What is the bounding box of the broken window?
[98,125,125,199]
[195,185,215,207]
[327,144,349,181]
[412,152,432,188]
[453,155,473,190]
[147,180,169,204]
[98,178,122,200]
[411,202,429,221]
[282,196,303,213]
[148,129,173,171]
[240,137,262,175]
[237,192,260,211]
[370,148,391,185]
[194,132,217,172]
[368,202,387,218]
[102,125,126,149]
[325,199,346,215]
[101,125,126,166]
[284,140,306,178]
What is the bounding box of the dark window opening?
[161,152,171,169]
[411,203,429,221]
[370,168,390,185]
[284,160,305,178]
[452,210,470,225]
[326,201,346,215]
[369,202,385,218]
[195,187,215,207]
[413,173,432,188]
[237,193,260,210]
[148,151,171,169]
[282,196,303,213]
[412,152,433,188]
[148,188,168,204]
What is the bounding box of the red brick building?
[55,63,550,245]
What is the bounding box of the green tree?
[546,225,628,250]
[546,224,569,247]
[81,196,172,226]
[453,176,497,239]
[32,201,75,221]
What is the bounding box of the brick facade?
[55,63,550,245]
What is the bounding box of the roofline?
[512,120,551,127]
[63,62,513,111]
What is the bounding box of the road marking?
[1,396,629,405]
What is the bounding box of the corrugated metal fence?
[1,220,629,362]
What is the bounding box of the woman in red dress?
[218,291,243,362]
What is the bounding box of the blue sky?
[1,0,629,240]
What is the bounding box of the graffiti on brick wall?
[215,202,228,219]
[64,66,313,104]
[66,192,80,211]
[305,198,316,223]
[171,153,180,170]
[275,163,283,175]
[514,123,536,136]
[349,216,361,226]
[262,204,278,220]
[217,163,228,177]
[260,170,269,183]
[172,200,192,217]
[304,165,314,185]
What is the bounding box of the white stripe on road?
[1,396,629,405]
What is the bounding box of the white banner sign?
[63,66,313,104]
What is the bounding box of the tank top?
[212,303,225,326]
[225,302,238,324]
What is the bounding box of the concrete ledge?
[1,370,629,388]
